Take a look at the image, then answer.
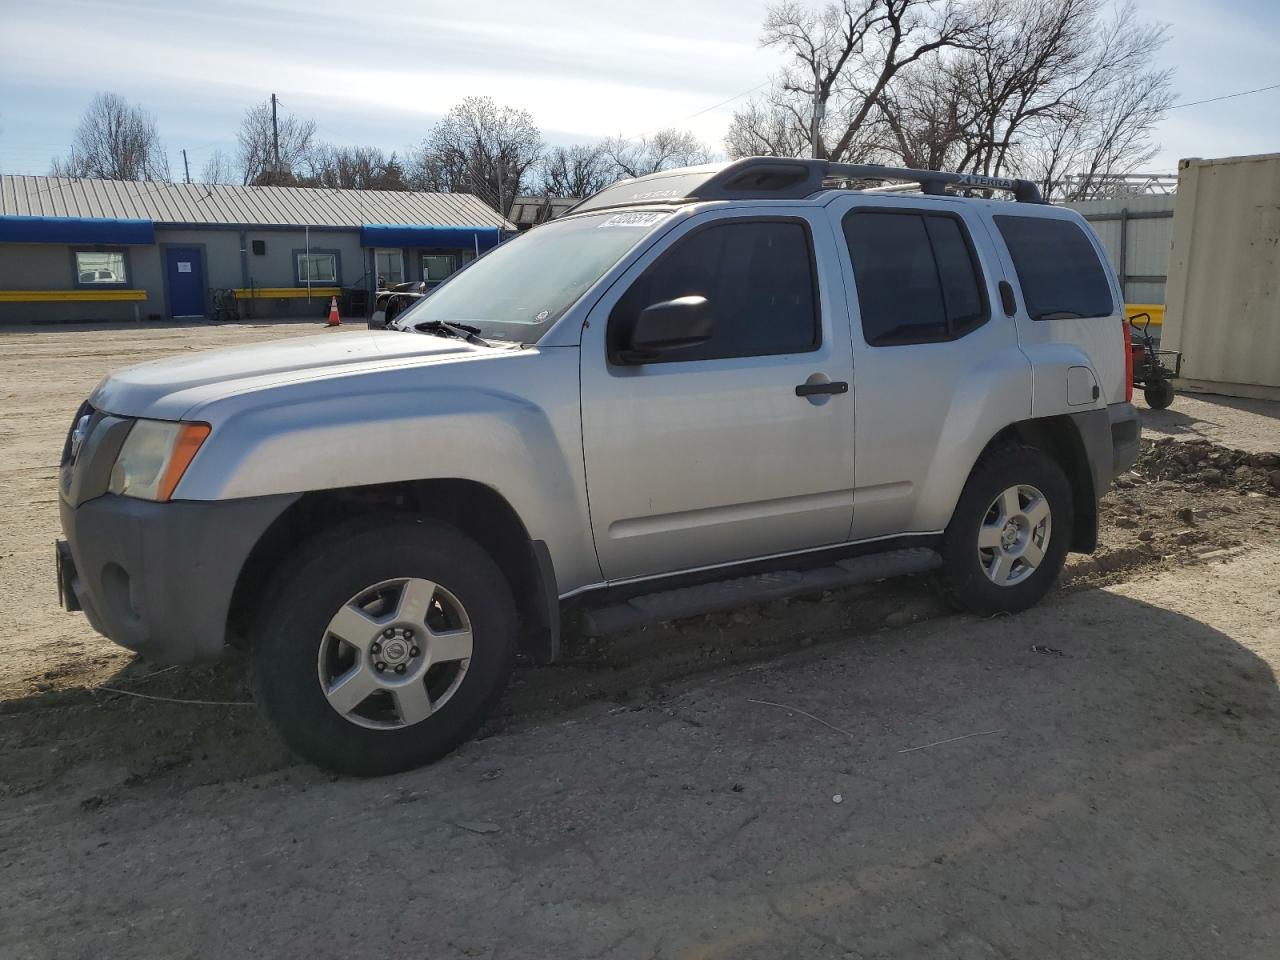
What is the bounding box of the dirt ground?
[1139,390,1280,454]
[2,321,1279,959]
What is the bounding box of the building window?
[422,254,456,283]
[297,252,338,283]
[375,249,404,287]
[74,250,127,285]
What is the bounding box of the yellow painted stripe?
[1125,303,1164,327]
[232,287,342,300]
[0,289,149,302]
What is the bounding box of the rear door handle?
[795,381,849,397]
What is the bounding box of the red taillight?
[1122,317,1134,404]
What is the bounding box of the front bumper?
[58,492,297,663]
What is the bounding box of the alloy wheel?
[977,484,1052,587]
[316,577,473,729]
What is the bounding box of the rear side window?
[609,219,818,363]
[842,210,988,346]
[994,215,1114,320]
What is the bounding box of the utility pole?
[182,149,191,184]
[810,66,824,160]
[270,93,282,177]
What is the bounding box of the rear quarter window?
[994,215,1114,320]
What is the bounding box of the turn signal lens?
[157,423,211,502]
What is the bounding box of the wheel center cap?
[383,638,409,663]
[1001,520,1020,549]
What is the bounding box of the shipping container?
[1163,153,1280,400]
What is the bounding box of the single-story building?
[509,195,579,231]
[0,176,516,323]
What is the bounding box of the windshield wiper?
[413,319,490,347]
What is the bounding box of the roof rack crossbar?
[823,162,1044,204]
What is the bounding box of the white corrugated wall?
[1163,153,1280,399]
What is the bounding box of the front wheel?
[1143,379,1175,410]
[250,516,518,776]
[937,446,1074,617]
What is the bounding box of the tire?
[1143,379,1175,410]
[937,446,1074,617]
[250,516,518,776]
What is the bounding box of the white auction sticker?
[598,212,667,228]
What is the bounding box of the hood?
[90,329,484,420]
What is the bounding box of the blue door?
[164,247,205,318]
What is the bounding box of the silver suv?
[56,158,1140,775]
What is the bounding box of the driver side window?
[608,219,820,363]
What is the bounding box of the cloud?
[1,0,780,175]
[5,0,1276,178]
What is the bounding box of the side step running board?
[581,547,942,636]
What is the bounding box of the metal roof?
[0,175,517,231]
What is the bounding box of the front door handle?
[795,380,849,397]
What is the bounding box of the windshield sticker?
[598,212,668,228]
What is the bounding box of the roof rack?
[570,157,1044,213]
[824,162,1044,204]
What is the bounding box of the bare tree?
[599,129,712,179]
[727,0,1173,201]
[875,57,978,170]
[723,93,815,160]
[409,97,542,215]
[999,1,1174,199]
[726,1,980,161]
[50,92,170,181]
[237,98,316,186]
[537,144,613,198]
[304,145,409,190]
[199,148,235,185]
[877,0,1173,199]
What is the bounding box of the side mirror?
[618,296,713,363]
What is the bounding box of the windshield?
[393,210,671,341]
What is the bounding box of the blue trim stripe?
[0,215,155,245]
[359,224,501,250]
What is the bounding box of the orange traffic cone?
[326,296,341,327]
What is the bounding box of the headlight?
[108,419,211,501]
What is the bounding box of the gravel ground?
[1139,390,1280,454]
[2,321,1279,959]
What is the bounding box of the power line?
[1168,81,1280,110]
[622,79,771,142]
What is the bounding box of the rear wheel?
[938,446,1073,616]
[1143,379,1175,410]
[250,516,517,776]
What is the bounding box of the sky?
[0,0,1277,180]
